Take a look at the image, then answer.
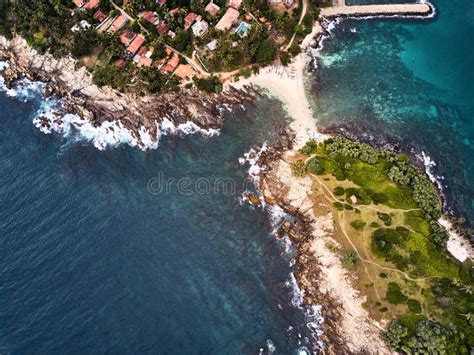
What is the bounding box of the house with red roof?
[127,34,145,55]
[94,9,107,23]
[161,54,180,73]
[73,0,85,7]
[140,11,160,25]
[108,15,128,33]
[205,2,221,17]
[184,13,200,29]
[157,21,169,36]
[84,0,100,10]
[120,28,136,46]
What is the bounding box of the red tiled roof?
[157,22,169,35]
[73,0,85,7]
[94,9,107,22]
[161,54,179,73]
[174,64,194,79]
[138,57,153,67]
[184,12,199,28]
[127,34,145,55]
[205,2,220,17]
[84,0,99,9]
[108,15,127,33]
[158,0,167,5]
[115,59,126,68]
[120,28,136,45]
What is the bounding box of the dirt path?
[284,0,309,51]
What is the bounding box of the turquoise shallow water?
[312,0,474,227]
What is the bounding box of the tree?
[256,41,277,64]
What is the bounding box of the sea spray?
[3,75,220,151]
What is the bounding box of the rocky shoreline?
[0,36,251,150]
[245,130,392,353]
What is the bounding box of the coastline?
[234,8,472,352]
[0,36,248,151]
[1,2,472,351]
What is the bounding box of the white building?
[191,20,209,37]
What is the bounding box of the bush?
[193,76,222,93]
[341,251,359,268]
[370,222,380,228]
[300,139,318,155]
[334,186,345,196]
[256,41,277,64]
[386,282,408,304]
[351,220,366,230]
[307,157,325,175]
[377,212,392,226]
[333,202,344,211]
[288,43,301,56]
[291,160,306,177]
[407,299,421,313]
[344,204,353,210]
[280,52,291,66]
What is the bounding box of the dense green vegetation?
[296,136,473,352]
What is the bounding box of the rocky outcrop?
[0,36,252,149]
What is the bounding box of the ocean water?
[0,87,319,353]
[312,0,474,227]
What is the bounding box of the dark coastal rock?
[0,36,254,149]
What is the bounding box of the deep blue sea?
[312,0,474,227]
[0,0,472,352]
[0,89,318,353]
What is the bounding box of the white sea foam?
[420,151,445,197]
[2,76,220,151]
[240,142,268,182]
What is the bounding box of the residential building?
[174,64,194,79]
[120,28,136,45]
[215,8,239,31]
[184,13,200,29]
[73,0,85,7]
[127,34,145,55]
[191,20,208,37]
[161,54,180,73]
[108,15,128,33]
[157,21,169,36]
[84,0,99,9]
[205,2,220,17]
[206,39,218,51]
[227,0,242,9]
[94,9,107,23]
[140,11,160,25]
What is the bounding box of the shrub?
[344,204,353,210]
[351,220,366,230]
[379,272,388,278]
[333,202,344,211]
[377,212,392,226]
[307,157,325,175]
[386,282,408,304]
[300,139,318,155]
[280,52,291,66]
[334,186,345,196]
[341,251,359,268]
[370,222,380,228]
[291,160,307,177]
[407,299,422,313]
[256,41,277,64]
